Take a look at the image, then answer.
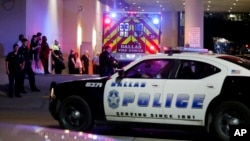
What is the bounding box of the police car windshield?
[217,56,250,70]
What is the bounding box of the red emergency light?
[104,18,111,24]
[150,46,155,51]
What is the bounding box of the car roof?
[137,52,227,61]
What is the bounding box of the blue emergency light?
[180,47,208,53]
[153,18,160,24]
[111,12,117,18]
[165,47,209,55]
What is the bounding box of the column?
[184,0,204,48]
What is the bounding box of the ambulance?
[102,11,162,64]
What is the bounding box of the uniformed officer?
[99,46,118,77]
[5,44,24,98]
[18,38,40,92]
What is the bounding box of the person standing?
[74,52,83,74]
[99,46,118,77]
[68,49,76,74]
[92,52,100,74]
[81,50,89,74]
[16,34,24,47]
[18,38,40,92]
[5,44,24,98]
[40,36,51,74]
[30,35,40,73]
[51,40,65,74]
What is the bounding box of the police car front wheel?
[58,96,93,131]
[211,101,250,141]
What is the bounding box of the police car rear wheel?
[58,96,93,131]
[211,101,250,141]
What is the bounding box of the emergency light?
[180,47,208,53]
[104,18,111,24]
[150,46,155,51]
[111,13,117,18]
[153,18,160,24]
[165,47,209,55]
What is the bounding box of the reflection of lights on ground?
[64,129,70,134]
[0,123,118,141]
[37,129,116,141]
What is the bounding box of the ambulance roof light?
[111,13,117,18]
[153,18,160,24]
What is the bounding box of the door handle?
[152,84,159,87]
[207,85,214,88]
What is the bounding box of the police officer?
[18,38,40,92]
[99,46,118,77]
[5,44,24,98]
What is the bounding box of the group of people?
[67,45,118,77]
[5,33,42,98]
[68,50,90,74]
[5,32,67,98]
[5,33,118,98]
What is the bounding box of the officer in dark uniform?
[5,44,24,98]
[99,46,118,77]
[18,38,40,92]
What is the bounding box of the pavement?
[0,56,98,109]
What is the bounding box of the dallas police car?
[49,47,250,141]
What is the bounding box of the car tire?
[211,101,250,141]
[58,96,93,131]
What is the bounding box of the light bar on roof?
[179,47,208,53]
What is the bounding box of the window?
[218,55,250,70]
[125,59,174,79]
[120,23,129,37]
[134,23,144,37]
[176,60,221,79]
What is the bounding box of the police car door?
[104,59,171,123]
[162,59,226,126]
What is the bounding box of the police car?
[49,48,250,141]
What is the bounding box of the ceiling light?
[229,14,236,18]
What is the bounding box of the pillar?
[184,0,204,48]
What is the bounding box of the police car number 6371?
[49,50,250,141]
